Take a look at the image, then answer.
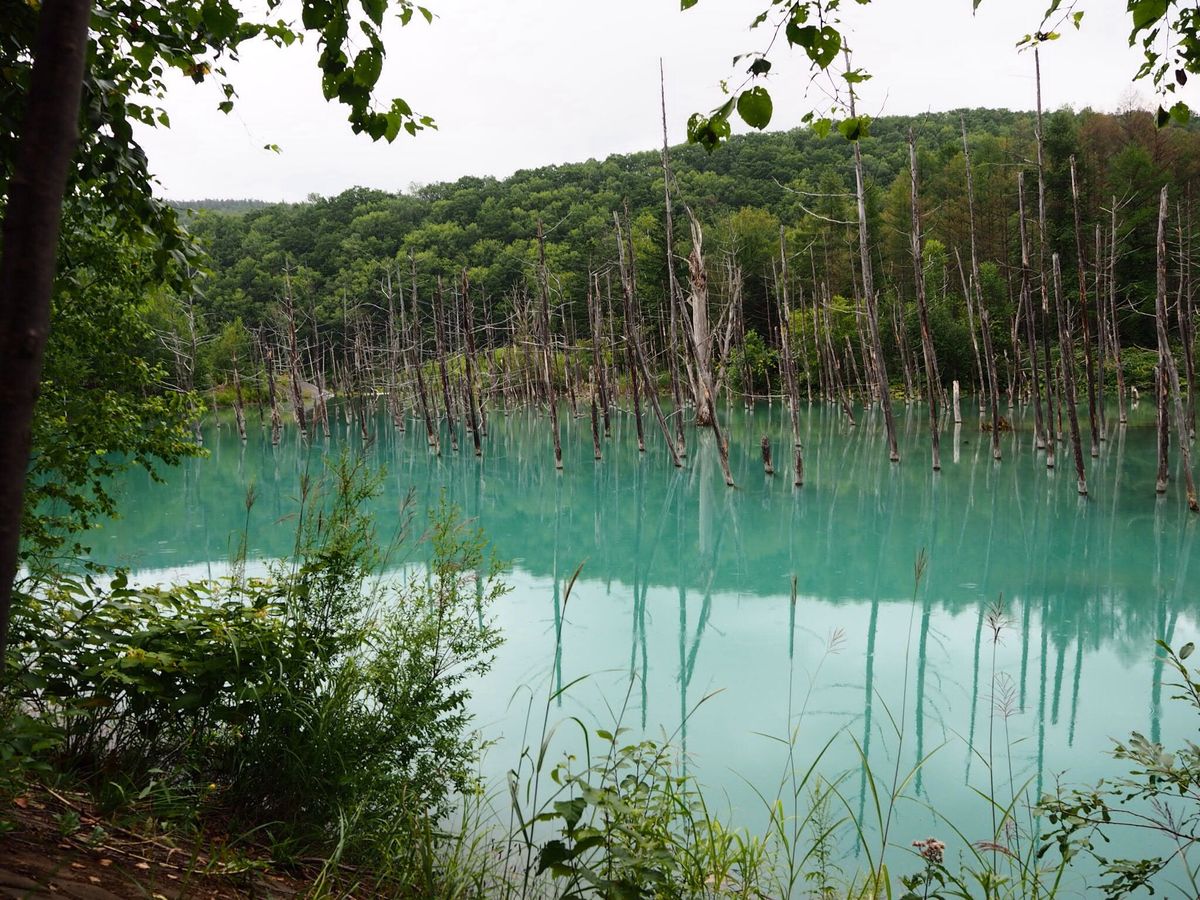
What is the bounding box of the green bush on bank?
[2,455,507,878]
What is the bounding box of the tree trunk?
[850,65,898,461]
[1156,187,1198,510]
[1052,254,1088,494]
[909,131,940,471]
[0,0,94,658]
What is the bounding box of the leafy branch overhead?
[683,0,1200,151]
[1,0,437,276]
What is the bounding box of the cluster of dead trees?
[193,59,1200,510]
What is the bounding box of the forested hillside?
[181,105,1198,395]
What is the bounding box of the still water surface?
[94,399,1196,881]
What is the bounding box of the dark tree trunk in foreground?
[0,0,94,663]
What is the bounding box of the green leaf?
[1072,10,1084,28]
[1180,641,1195,660]
[360,0,385,27]
[811,117,833,139]
[838,115,870,141]
[681,0,699,8]
[1130,0,1168,32]
[748,57,772,76]
[353,47,383,88]
[736,86,773,129]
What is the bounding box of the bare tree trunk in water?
[1110,200,1128,425]
[1156,188,1198,510]
[1052,255,1087,495]
[536,221,563,470]
[1069,157,1100,458]
[687,215,714,426]
[849,57,898,461]
[908,130,940,471]
[1018,173,1047,452]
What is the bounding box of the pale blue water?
[91,398,1197,890]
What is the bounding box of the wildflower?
[912,837,945,865]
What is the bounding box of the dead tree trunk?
[659,65,688,458]
[1110,199,1128,425]
[588,275,612,438]
[687,215,715,427]
[461,269,483,457]
[1018,172,1048,454]
[1069,157,1100,458]
[1094,224,1108,436]
[231,353,248,442]
[761,436,774,475]
[434,277,458,453]
[777,229,805,486]
[681,210,735,486]
[282,267,308,438]
[1034,47,1058,456]
[1052,254,1088,494]
[849,60,899,462]
[1156,187,1199,510]
[615,210,682,468]
[408,256,440,453]
[537,221,563,470]
[909,131,941,471]
[266,347,282,446]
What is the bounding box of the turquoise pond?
[91,397,1197,886]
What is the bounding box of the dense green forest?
[177,105,1199,397]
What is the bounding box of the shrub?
[3,454,507,870]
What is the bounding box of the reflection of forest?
[92,401,1195,840]
[95,402,1191,665]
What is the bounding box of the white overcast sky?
[136,0,1184,203]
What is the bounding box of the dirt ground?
[1,788,319,899]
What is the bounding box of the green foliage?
[728,329,778,393]
[5,455,507,868]
[22,209,203,565]
[1039,640,1200,897]
[684,0,1199,152]
[535,728,773,899]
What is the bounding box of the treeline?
[172,106,1195,399]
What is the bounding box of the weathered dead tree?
[460,269,483,457]
[1177,200,1196,439]
[281,267,308,438]
[1109,199,1128,425]
[659,65,688,459]
[536,221,563,470]
[687,215,715,426]
[614,209,682,468]
[849,55,899,461]
[1052,254,1087,494]
[1094,224,1108,436]
[265,346,282,446]
[680,209,735,486]
[231,351,247,442]
[909,130,941,471]
[408,255,440,453]
[588,275,612,438]
[1034,47,1058,453]
[761,435,774,475]
[1068,157,1100,458]
[1155,187,1198,510]
[1018,173,1048,455]
[777,229,805,486]
[433,277,458,453]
